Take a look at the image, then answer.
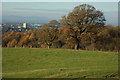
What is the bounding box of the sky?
[2,2,118,26]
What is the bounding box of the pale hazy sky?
[2,2,118,26]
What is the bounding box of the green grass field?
[2,48,118,78]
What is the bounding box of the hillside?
[2,48,118,78]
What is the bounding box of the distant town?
[1,23,43,33]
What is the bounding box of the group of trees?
[2,4,120,52]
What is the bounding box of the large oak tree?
[60,4,106,49]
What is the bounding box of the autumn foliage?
[2,4,120,52]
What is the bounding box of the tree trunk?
[15,45,17,48]
[47,43,52,49]
[74,44,78,50]
[48,46,50,49]
[74,43,80,50]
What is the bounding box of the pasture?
[2,48,118,78]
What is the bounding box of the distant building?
[18,26,21,28]
[23,23,27,28]
[17,23,22,29]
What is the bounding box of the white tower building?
[23,23,27,28]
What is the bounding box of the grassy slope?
[2,48,118,78]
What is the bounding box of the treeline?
[2,25,120,52]
[2,4,120,52]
